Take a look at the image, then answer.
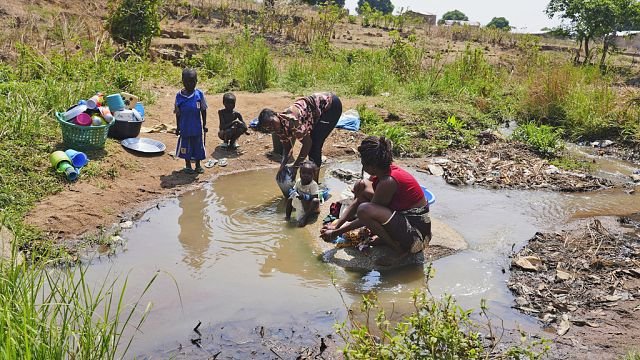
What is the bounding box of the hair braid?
[357,136,393,170]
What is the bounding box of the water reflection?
[177,191,214,273]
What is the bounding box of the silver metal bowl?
[120,138,166,153]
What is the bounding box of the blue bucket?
[421,186,436,205]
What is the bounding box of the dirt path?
[28,88,366,239]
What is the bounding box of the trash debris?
[442,142,611,191]
[120,221,133,229]
[509,219,640,335]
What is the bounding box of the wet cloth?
[372,164,425,212]
[382,205,431,254]
[291,179,319,221]
[176,135,206,161]
[175,89,207,137]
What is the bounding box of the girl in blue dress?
[175,68,208,174]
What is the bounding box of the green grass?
[512,122,565,157]
[338,290,549,359]
[0,257,158,359]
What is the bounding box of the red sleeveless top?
[372,164,425,211]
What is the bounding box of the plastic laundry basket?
[56,112,112,150]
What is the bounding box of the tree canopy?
[301,0,346,7]
[441,10,468,21]
[486,17,510,30]
[546,0,640,66]
[357,0,394,15]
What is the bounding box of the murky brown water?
[85,160,640,359]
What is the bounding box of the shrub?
[337,292,485,359]
[512,122,564,157]
[107,0,163,55]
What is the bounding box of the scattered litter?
[442,142,611,191]
[509,219,640,335]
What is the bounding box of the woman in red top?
[321,136,431,265]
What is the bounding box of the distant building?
[442,20,481,27]
[615,31,640,52]
[404,10,436,26]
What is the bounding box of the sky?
[344,0,562,33]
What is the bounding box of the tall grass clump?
[0,258,157,359]
[234,35,276,92]
[281,60,315,94]
[512,122,564,157]
[434,47,502,99]
[518,62,622,141]
[347,51,392,96]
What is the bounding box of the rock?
[631,174,640,183]
[513,256,543,271]
[331,168,360,182]
[120,221,134,230]
[320,219,466,271]
[427,164,444,177]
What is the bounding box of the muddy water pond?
[84,162,640,359]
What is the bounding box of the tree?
[486,17,510,30]
[302,0,346,7]
[438,9,468,24]
[546,0,640,67]
[357,0,394,15]
[107,0,162,55]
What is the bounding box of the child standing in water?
[175,68,208,174]
[217,92,247,150]
[286,161,320,227]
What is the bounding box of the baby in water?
[285,161,320,227]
